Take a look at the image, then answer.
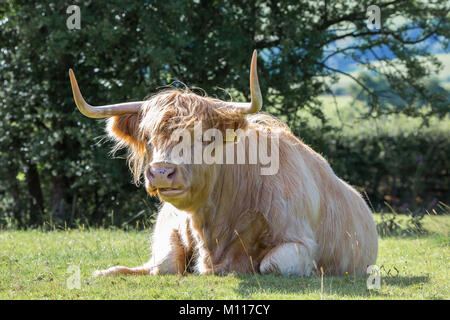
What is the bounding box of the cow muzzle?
[146,162,185,198]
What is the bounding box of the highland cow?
[69,50,377,277]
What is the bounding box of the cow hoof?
[93,270,107,277]
[92,266,120,277]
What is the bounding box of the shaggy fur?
[94,89,378,277]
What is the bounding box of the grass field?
[0,214,448,300]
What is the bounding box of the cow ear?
[106,114,143,150]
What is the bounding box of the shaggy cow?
[69,50,377,277]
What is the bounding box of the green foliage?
[0,1,449,228]
[376,203,431,237]
[297,96,450,213]
[325,129,449,210]
[350,73,450,122]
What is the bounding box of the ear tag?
[224,131,237,142]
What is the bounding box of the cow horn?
[69,69,143,118]
[230,50,263,114]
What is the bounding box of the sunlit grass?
[0,214,448,299]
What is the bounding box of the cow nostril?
[167,170,176,179]
[148,165,176,182]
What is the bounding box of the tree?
[350,73,449,119]
[0,0,448,227]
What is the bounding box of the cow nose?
[147,164,177,186]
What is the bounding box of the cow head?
[69,51,262,211]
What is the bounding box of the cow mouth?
[157,188,185,197]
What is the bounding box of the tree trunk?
[26,163,45,226]
[51,175,69,222]
[9,167,24,228]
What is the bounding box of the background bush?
[0,1,448,228]
[297,97,450,213]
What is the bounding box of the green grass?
[0,214,448,300]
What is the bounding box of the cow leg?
[93,265,153,277]
[260,242,316,276]
[94,205,193,277]
[146,205,193,275]
[144,227,192,275]
[93,228,188,277]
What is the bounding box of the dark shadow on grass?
[233,273,430,298]
[381,275,430,287]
